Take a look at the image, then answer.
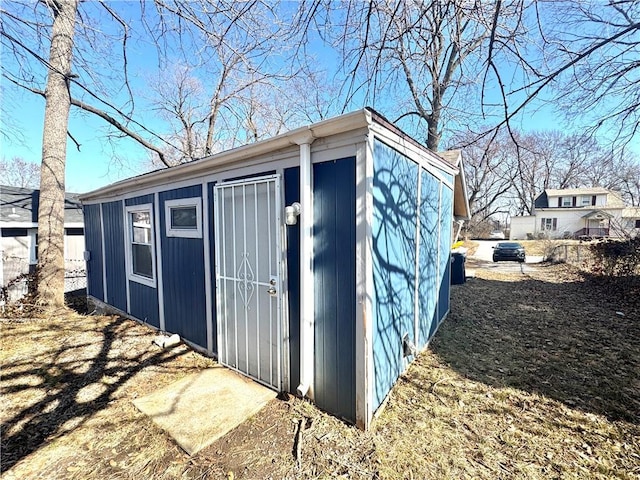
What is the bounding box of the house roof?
[80,108,471,219]
[582,210,613,219]
[0,185,84,227]
[544,187,611,196]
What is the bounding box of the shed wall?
[284,167,301,392]
[371,139,454,412]
[417,169,440,348]
[313,157,356,423]
[102,200,127,311]
[371,141,419,410]
[83,204,103,301]
[159,185,207,347]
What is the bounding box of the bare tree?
[449,129,518,236]
[0,0,307,308]
[533,1,640,148]
[0,157,41,188]
[34,0,78,309]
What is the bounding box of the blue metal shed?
[80,108,470,429]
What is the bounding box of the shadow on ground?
[0,316,190,473]
[432,265,639,424]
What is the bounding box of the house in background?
[80,108,470,429]
[0,185,86,301]
[510,187,640,240]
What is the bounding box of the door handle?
[267,286,277,296]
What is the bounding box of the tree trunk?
[36,0,79,309]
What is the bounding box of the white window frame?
[28,229,38,265]
[581,195,591,206]
[126,203,156,288]
[562,197,572,207]
[164,197,202,239]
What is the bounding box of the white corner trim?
[154,193,166,331]
[202,182,214,353]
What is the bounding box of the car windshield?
[497,242,523,248]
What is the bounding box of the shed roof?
[80,108,470,219]
[0,185,84,226]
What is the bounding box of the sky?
[1,1,635,194]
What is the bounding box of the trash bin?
[451,252,466,284]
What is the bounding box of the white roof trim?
[80,109,373,202]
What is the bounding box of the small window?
[165,197,202,238]
[635,219,640,229]
[581,196,591,206]
[126,204,156,287]
[541,218,557,231]
[562,197,572,207]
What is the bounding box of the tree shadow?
[0,316,191,473]
[430,266,639,424]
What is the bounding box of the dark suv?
[492,242,526,263]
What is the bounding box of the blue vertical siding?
[437,185,453,326]
[102,201,127,312]
[125,194,159,327]
[284,167,300,393]
[313,158,356,423]
[207,182,218,354]
[83,204,103,301]
[418,169,440,348]
[371,140,419,411]
[129,281,160,327]
[159,185,207,348]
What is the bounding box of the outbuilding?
[80,108,470,429]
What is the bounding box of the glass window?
[165,197,202,238]
[127,205,155,286]
[171,206,197,229]
[541,218,557,231]
[562,197,572,207]
[581,196,591,206]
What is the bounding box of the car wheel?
[493,257,498,262]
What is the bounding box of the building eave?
[80,109,374,202]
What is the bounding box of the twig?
[293,419,303,469]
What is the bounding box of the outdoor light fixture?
[285,202,301,226]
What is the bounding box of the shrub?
[587,237,640,277]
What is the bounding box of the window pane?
[132,244,153,278]
[131,211,150,225]
[133,226,151,243]
[171,206,197,229]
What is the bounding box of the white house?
[0,185,86,301]
[510,187,640,240]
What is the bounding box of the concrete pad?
[133,367,276,455]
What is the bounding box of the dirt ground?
[2,263,639,479]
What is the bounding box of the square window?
[171,206,197,229]
[165,197,202,238]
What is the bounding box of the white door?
[214,175,283,390]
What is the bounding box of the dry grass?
[2,264,639,479]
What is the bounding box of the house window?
[164,197,202,238]
[581,196,591,206]
[562,197,572,207]
[635,219,640,229]
[541,217,558,231]
[126,204,155,287]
